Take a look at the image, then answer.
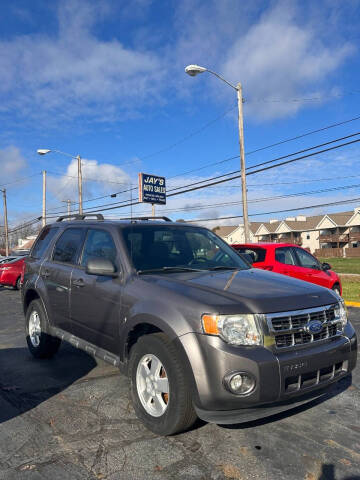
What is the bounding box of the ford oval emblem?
[306,320,323,334]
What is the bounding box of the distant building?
[217,207,360,256]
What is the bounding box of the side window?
[31,227,59,259]
[235,247,266,263]
[294,248,320,269]
[275,247,296,265]
[52,228,84,264]
[81,229,117,268]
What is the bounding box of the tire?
[14,277,21,291]
[25,299,61,359]
[332,284,341,296]
[129,332,197,436]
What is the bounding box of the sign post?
[138,173,166,216]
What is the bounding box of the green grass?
[318,257,360,274]
[341,276,360,303]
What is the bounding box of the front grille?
[267,304,342,349]
[285,361,347,393]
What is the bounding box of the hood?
[143,268,338,314]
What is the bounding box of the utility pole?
[61,199,74,216]
[236,82,250,243]
[42,170,46,227]
[1,189,9,256]
[77,154,83,214]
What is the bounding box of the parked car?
[0,257,24,289]
[231,243,342,296]
[22,215,357,435]
[0,256,18,264]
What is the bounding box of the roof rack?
[119,216,172,222]
[56,214,104,222]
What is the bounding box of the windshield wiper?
[208,266,241,271]
[138,266,204,274]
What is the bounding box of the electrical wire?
[44,134,360,217]
[45,115,360,210]
[185,197,360,223]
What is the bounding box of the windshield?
[121,225,250,273]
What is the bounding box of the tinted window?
[121,225,249,272]
[81,229,117,267]
[53,228,84,264]
[275,247,296,265]
[234,247,266,263]
[31,227,59,259]
[294,248,320,269]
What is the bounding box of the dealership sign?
[138,173,166,205]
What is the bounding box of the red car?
[231,243,342,296]
[0,257,24,290]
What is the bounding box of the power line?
[46,134,360,217]
[46,115,360,210]
[185,197,360,223]
[0,173,41,189]
[168,115,360,179]
[97,182,360,217]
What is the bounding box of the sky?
[1,0,360,230]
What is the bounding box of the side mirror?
[86,257,118,277]
[322,262,332,271]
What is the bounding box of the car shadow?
[0,344,97,424]
[218,374,352,431]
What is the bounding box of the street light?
[37,149,83,215]
[185,64,250,242]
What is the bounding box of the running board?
[51,326,123,368]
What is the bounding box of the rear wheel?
[129,332,197,435]
[25,299,61,358]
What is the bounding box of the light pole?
[185,64,250,242]
[1,188,9,256]
[42,170,46,227]
[37,149,83,215]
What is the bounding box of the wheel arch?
[122,318,199,402]
[23,288,48,319]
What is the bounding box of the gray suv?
[22,214,357,435]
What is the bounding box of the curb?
[345,301,360,308]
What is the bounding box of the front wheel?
[15,277,21,291]
[332,284,341,296]
[25,299,61,358]
[129,333,197,435]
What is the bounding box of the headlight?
[202,314,263,346]
[334,300,348,328]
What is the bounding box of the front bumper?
[179,321,357,423]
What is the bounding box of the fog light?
[224,372,256,395]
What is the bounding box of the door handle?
[42,269,50,278]
[73,278,85,287]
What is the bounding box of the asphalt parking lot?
[0,287,359,480]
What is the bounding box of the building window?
[306,234,310,240]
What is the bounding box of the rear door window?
[31,227,59,259]
[52,228,85,265]
[275,247,297,265]
[235,247,266,263]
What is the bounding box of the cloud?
[0,146,27,184]
[175,0,355,120]
[221,3,354,119]
[0,0,163,126]
[47,158,130,204]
